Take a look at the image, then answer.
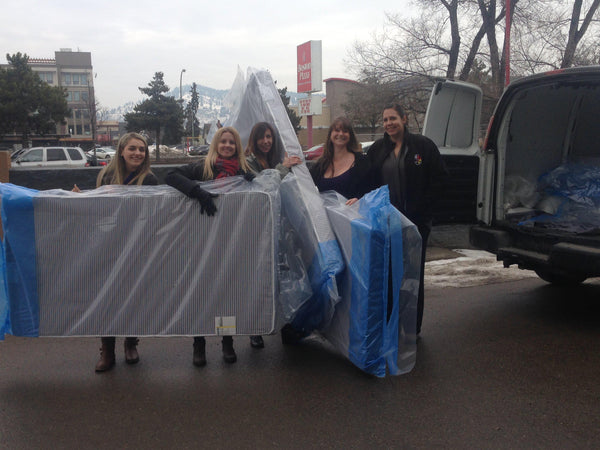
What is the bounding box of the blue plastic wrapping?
[0,184,39,338]
[321,186,420,376]
[0,240,11,339]
[518,163,600,232]
[280,171,344,335]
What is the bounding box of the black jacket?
[165,159,249,196]
[367,131,447,227]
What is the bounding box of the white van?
[13,146,87,168]
[423,67,600,285]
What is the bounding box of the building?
[1,49,96,149]
[293,78,383,149]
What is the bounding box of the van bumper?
[470,225,600,277]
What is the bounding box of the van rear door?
[422,80,484,223]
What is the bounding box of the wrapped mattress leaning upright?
[321,186,421,377]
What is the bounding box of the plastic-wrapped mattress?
[0,176,279,338]
[321,187,421,377]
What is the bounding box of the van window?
[66,148,83,160]
[47,148,67,161]
[20,149,43,162]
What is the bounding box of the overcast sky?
[2,0,414,108]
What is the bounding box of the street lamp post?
[180,69,186,155]
[180,68,186,102]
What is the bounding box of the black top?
[309,152,372,200]
[367,131,447,227]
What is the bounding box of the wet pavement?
[3,224,600,448]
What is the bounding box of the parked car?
[427,67,600,285]
[360,141,374,153]
[303,144,324,161]
[12,146,87,168]
[85,154,108,167]
[87,147,116,160]
[189,145,209,156]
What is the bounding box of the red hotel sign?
[297,40,322,93]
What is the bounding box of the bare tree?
[562,0,600,67]
[348,0,600,99]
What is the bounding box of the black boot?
[95,337,116,372]
[250,335,264,348]
[124,337,140,364]
[193,337,206,367]
[222,336,237,363]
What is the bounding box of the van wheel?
[534,269,586,286]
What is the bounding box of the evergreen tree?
[124,72,184,160]
[184,82,200,138]
[0,53,70,146]
[278,86,301,133]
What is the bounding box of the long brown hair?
[314,117,360,177]
[96,132,153,186]
[246,122,278,169]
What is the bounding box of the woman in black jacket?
[165,126,253,367]
[367,104,447,334]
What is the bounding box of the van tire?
[534,269,586,286]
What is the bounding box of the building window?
[67,91,81,102]
[38,72,54,84]
[62,73,88,86]
[76,124,83,135]
[84,124,91,135]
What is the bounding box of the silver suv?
[13,146,87,168]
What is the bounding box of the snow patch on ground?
[425,249,538,288]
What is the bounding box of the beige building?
[2,49,95,148]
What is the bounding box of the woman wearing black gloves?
[165,126,253,366]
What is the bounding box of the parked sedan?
[87,147,116,160]
[189,145,209,156]
[303,144,324,161]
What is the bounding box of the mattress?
[0,177,279,338]
[321,187,420,377]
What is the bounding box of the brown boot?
[95,337,116,372]
[222,336,237,363]
[124,337,140,364]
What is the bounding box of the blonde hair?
[203,126,250,179]
[96,132,153,186]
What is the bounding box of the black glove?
[243,171,256,182]
[190,186,218,216]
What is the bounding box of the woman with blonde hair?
[166,126,254,366]
[94,132,159,372]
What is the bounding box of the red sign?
[297,41,312,93]
[299,98,311,115]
